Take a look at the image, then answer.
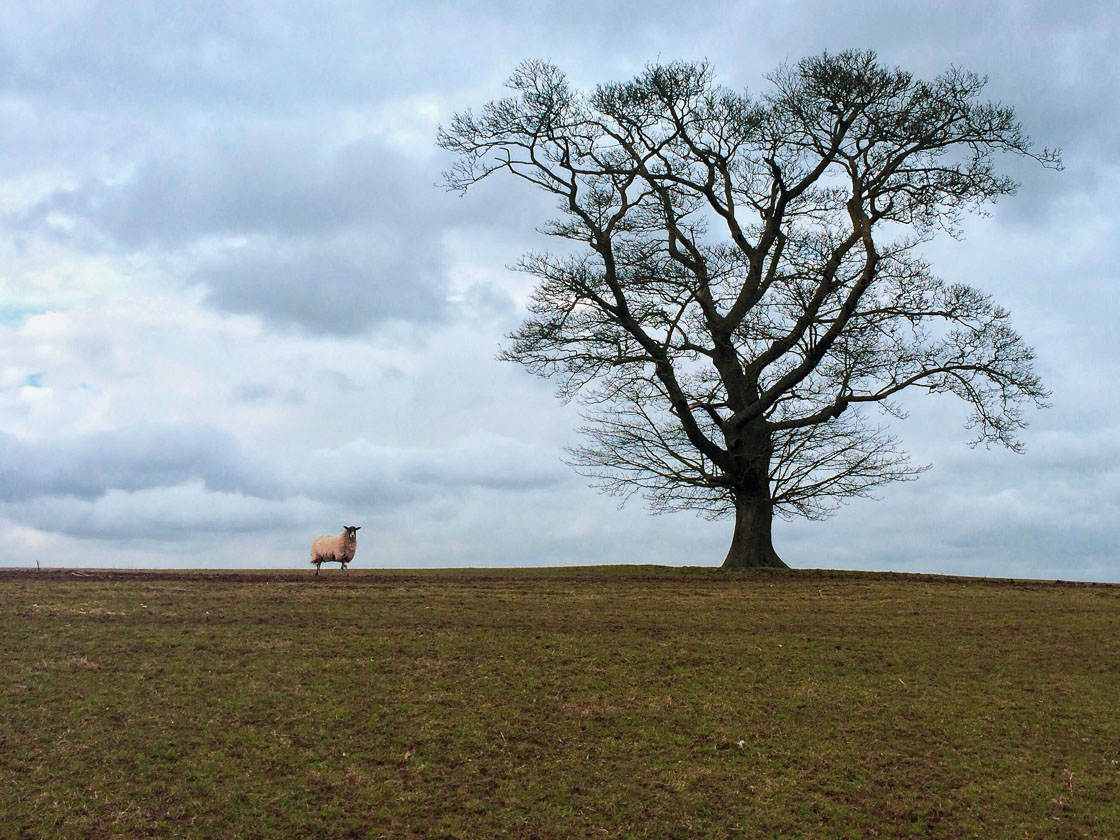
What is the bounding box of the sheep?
[310,525,361,575]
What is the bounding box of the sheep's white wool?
[310,525,360,572]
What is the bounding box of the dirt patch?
[0,566,1113,588]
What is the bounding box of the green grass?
[2,566,1118,838]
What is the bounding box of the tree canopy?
[439,50,1060,567]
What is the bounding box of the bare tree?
[438,50,1059,568]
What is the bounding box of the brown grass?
[1,566,1118,838]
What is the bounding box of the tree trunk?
[722,492,787,569]
[721,421,787,569]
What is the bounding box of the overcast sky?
[1,1,1116,580]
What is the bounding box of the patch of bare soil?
[0,566,1112,588]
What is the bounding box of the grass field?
[2,566,1118,839]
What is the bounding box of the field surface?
[1,566,1118,839]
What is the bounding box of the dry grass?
[1,566,1118,838]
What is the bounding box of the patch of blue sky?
[0,305,46,326]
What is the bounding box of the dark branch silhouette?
[439,50,1059,568]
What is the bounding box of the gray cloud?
[0,424,279,502]
[195,233,447,334]
[18,132,458,333]
[15,125,546,333]
[0,421,570,537]
[293,434,572,507]
[229,383,304,405]
[780,432,1120,582]
[0,3,378,112]
[6,484,311,541]
[25,134,440,248]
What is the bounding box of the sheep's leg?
[314,561,320,576]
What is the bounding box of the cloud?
[0,424,279,502]
[0,390,570,535]
[24,132,439,246]
[229,382,304,405]
[13,126,547,333]
[195,233,447,334]
[5,482,312,541]
[776,412,1120,582]
[0,394,574,551]
[0,2,374,112]
[15,132,458,333]
[292,433,571,507]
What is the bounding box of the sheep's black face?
[344,525,361,539]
